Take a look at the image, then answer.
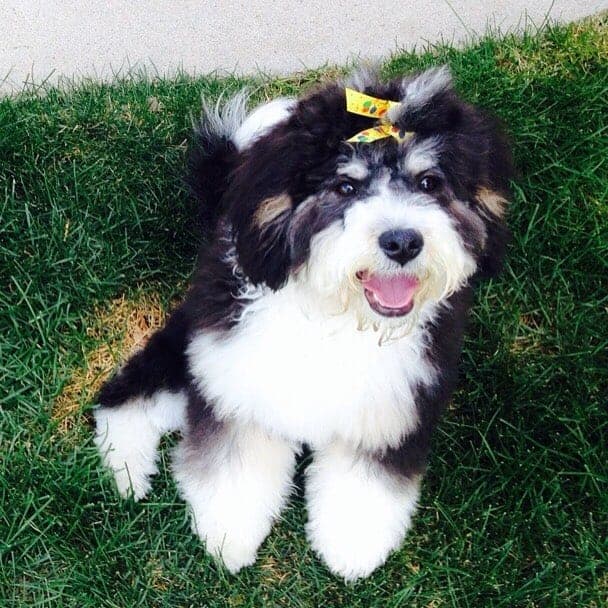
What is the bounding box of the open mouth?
[357,271,420,317]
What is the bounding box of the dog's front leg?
[306,440,420,581]
[173,411,297,573]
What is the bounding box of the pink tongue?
[362,274,419,308]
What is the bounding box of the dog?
[93,66,512,581]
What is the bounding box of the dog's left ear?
[477,194,511,277]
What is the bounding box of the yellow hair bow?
[345,88,414,144]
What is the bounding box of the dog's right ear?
[230,187,294,290]
[224,82,351,289]
[223,128,299,289]
[388,66,462,135]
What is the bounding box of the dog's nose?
[378,229,424,265]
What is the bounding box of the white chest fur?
[187,287,436,451]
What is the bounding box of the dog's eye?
[418,175,442,193]
[335,181,357,197]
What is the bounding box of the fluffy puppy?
[94,66,512,580]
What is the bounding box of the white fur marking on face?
[404,137,442,175]
[233,97,296,151]
[306,441,420,581]
[94,390,187,500]
[173,424,296,573]
[337,158,369,181]
[303,185,477,328]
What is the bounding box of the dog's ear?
[474,120,514,278]
[224,127,299,289]
[388,66,463,135]
[476,207,511,278]
[224,85,349,289]
[232,190,294,289]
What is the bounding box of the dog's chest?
[188,294,435,450]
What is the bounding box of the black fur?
[225,78,513,290]
[377,288,472,478]
[96,307,190,407]
[186,124,238,239]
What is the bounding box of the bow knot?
[345,88,413,144]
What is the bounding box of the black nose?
[378,229,424,265]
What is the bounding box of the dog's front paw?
[173,424,296,574]
[189,506,269,573]
[306,446,421,580]
[94,405,159,501]
[177,462,282,573]
[198,526,260,573]
[105,456,155,501]
[306,505,406,581]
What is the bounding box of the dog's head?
[224,67,512,331]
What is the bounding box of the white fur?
[344,65,381,93]
[94,390,187,500]
[187,280,434,452]
[404,136,442,175]
[306,441,420,580]
[388,66,452,121]
[386,66,452,125]
[173,423,296,572]
[197,89,251,142]
[405,66,452,104]
[186,180,476,456]
[233,97,296,151]
[337,158,369,180]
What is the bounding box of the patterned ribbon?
[345,88,414,144]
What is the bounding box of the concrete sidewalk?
[2,1,606,95]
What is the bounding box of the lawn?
[1,14,607,608]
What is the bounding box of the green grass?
[1,15,607,608]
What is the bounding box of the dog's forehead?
[338,136,442,179]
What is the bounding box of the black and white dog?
[94,66,512,580]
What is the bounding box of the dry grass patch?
[258,65,349,100]
[52,293,168,435]
[258,555,292,586]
